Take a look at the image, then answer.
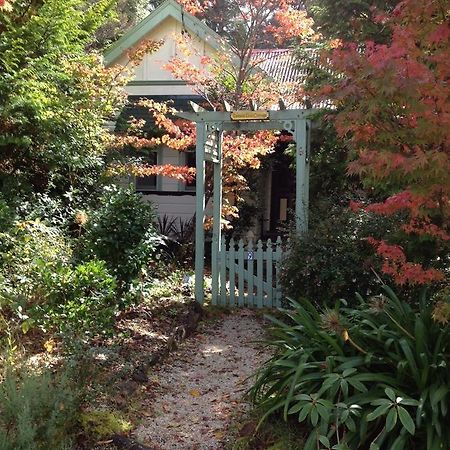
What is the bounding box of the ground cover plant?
[0,363,84,450]
[250,285,450,450]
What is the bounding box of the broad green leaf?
[317,399,334,408]
[316,403,330,423]
[398,406,415,435]
[343,368,357,377]
[400,398,420,406]
[341,409,349,422]
[337,357,366,370]
[311,406,319,426]
[367,404,390,421]
[347,377,368,393]
[341,379,349,398]
[310,407,319,427]
[399,339,420,382]
[345,415,356,432]
[299,403,312,422]
[288,401,305,415]
[385,387,396,402]
[385,408,398,432]
[283,362,305,421]
[371,399,391,407]
[319,435,330,447]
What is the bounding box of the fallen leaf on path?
[214,431,225,439]
[189,389,201,397]
[43,339,56,353]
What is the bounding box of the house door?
[269,154,295,235]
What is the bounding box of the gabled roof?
[104,0,225,65]
[103,0,323,107]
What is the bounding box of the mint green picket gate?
[212,237,283,308]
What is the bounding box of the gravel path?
[133,310,271,450]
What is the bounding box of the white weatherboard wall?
[142,193,196,222]
[105,0,300,237]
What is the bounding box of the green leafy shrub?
[0,0,125,200]
[17,191,93,232]
[279,204,398,304]
[0,221,118,337]
[81,185,163,291]
[250,286,450,450]
[33,259,117,337]
[0,196,14,233]
[0,367,81,450]
[0,220,72,308]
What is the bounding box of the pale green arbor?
[177,109,317,304]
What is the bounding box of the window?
[184,150,196,191]
[136,151,158,192]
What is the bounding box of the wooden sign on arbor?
[176,109,317,305]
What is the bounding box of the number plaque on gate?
[246,251,254,261]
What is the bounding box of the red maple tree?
[317,0,449,285]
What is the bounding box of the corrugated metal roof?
[252,48,327,108]
[253,49,299,83]
[252,48,319,84]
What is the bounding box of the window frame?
[180,148,196,192]
[135,149,161,193]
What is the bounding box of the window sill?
[137,190,196,196]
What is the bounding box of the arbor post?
[295,119,309,233]
[211,130,223,305]
[195,122,206,304]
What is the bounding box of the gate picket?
[229,238,236,306]
[275,236,283,307]
[247,239,254,307]
[256,240,264,308]
[237,239,245,306]
[219,235,227,305]
[266,238,273,307]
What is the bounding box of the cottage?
[104,0,302,238]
